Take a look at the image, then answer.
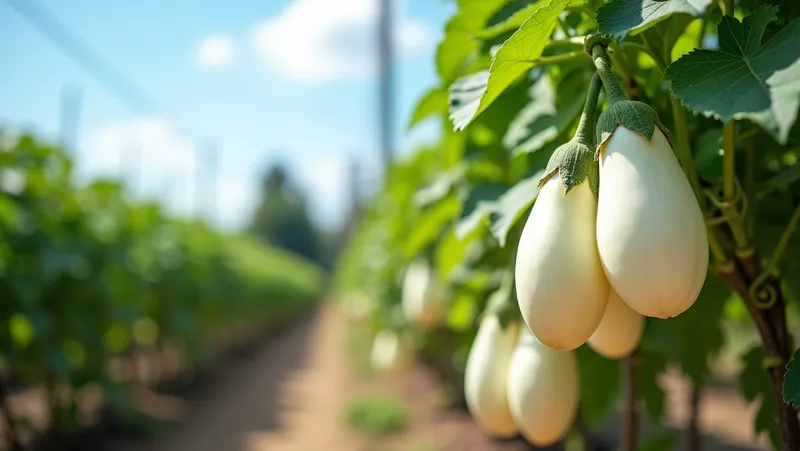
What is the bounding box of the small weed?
[343,395,409,436]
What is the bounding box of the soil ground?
[5,302,773,451]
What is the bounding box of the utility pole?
[58,84,81,158]
[377,0,394,176]
[346,158,361,235]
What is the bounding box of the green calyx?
[538,73,602,198]
[594,100,674,152]
[586,34,674,152]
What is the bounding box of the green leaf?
[640,14,699,66]
[9,314,35,347]
[597,0,711,38]
[639,429,679,451]
[404,195,461,258]
[670,273,730,385]
[639,350,668,421]
[437,31,479,84]
[449,0,569,130]
[408,87,449,131]
[480,1,543,38]
[769,57,800,142]
[784,348,800,408]
[488,170,546,246]
[445,291,477,331]
[693,128,724,181]
[664,7,800,144]
[740,346,781,448]
[576,346,620,429]
[767,162,800,186]
[504,72,588,154]
[413,164,467,208]
[456,182,509,239]
[437,0,505,83]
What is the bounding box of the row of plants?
[335,0,800,449]
[0,130,326,450]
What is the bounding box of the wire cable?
[5,0,202,139]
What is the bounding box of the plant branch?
[720,120,750,251]
[714,257,800,451]
[621,351,639,451]
[745,141,756,235]
[749,202,800,308]
[550,36,587,47]
[686,384,701,451]
[528,51,586,65]
[670,98,701,199]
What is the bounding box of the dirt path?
[83,302,768,451]
[247,302,536,451]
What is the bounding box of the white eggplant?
[370,330,413,374]
[588,289,644,359]
[596,126,708,319]
[515,173,609,350]
[506,326,579,446]
[464,316,520,438]
[401,259,445,328]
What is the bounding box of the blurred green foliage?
[334,0,800,448]
[0,130,325,443]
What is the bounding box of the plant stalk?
[590,45,626,105]
[686,384,701,451]
[670,98,701,199]
[531,51,586,65]
[575,73,603,146]
[621,351,639,451]
[714,258,800,451]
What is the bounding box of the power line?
[5,0,202,139]
[7,0,221,223]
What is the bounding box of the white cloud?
[251,0,433,82]
[197,34,235,69]
[79,117,203,220]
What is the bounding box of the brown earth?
[1,302,773,451]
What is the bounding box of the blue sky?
[0,0,455,231]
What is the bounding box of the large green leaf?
[413,164,468,208]
[455,182,509,239]
[597,0,711,38]
[449,0,569,130]
[740,346,781,448]
[504,71,587,154]
[670,273,730,385]
[576,346,621,429]
[692,128,724,181]
[784,348,800,408]
[480,1,543,38]
[488,170,545,246]
[664,6,800,144]
[437,0,506,83]
[639,350,668,421]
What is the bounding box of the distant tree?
[249,163,321,264]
